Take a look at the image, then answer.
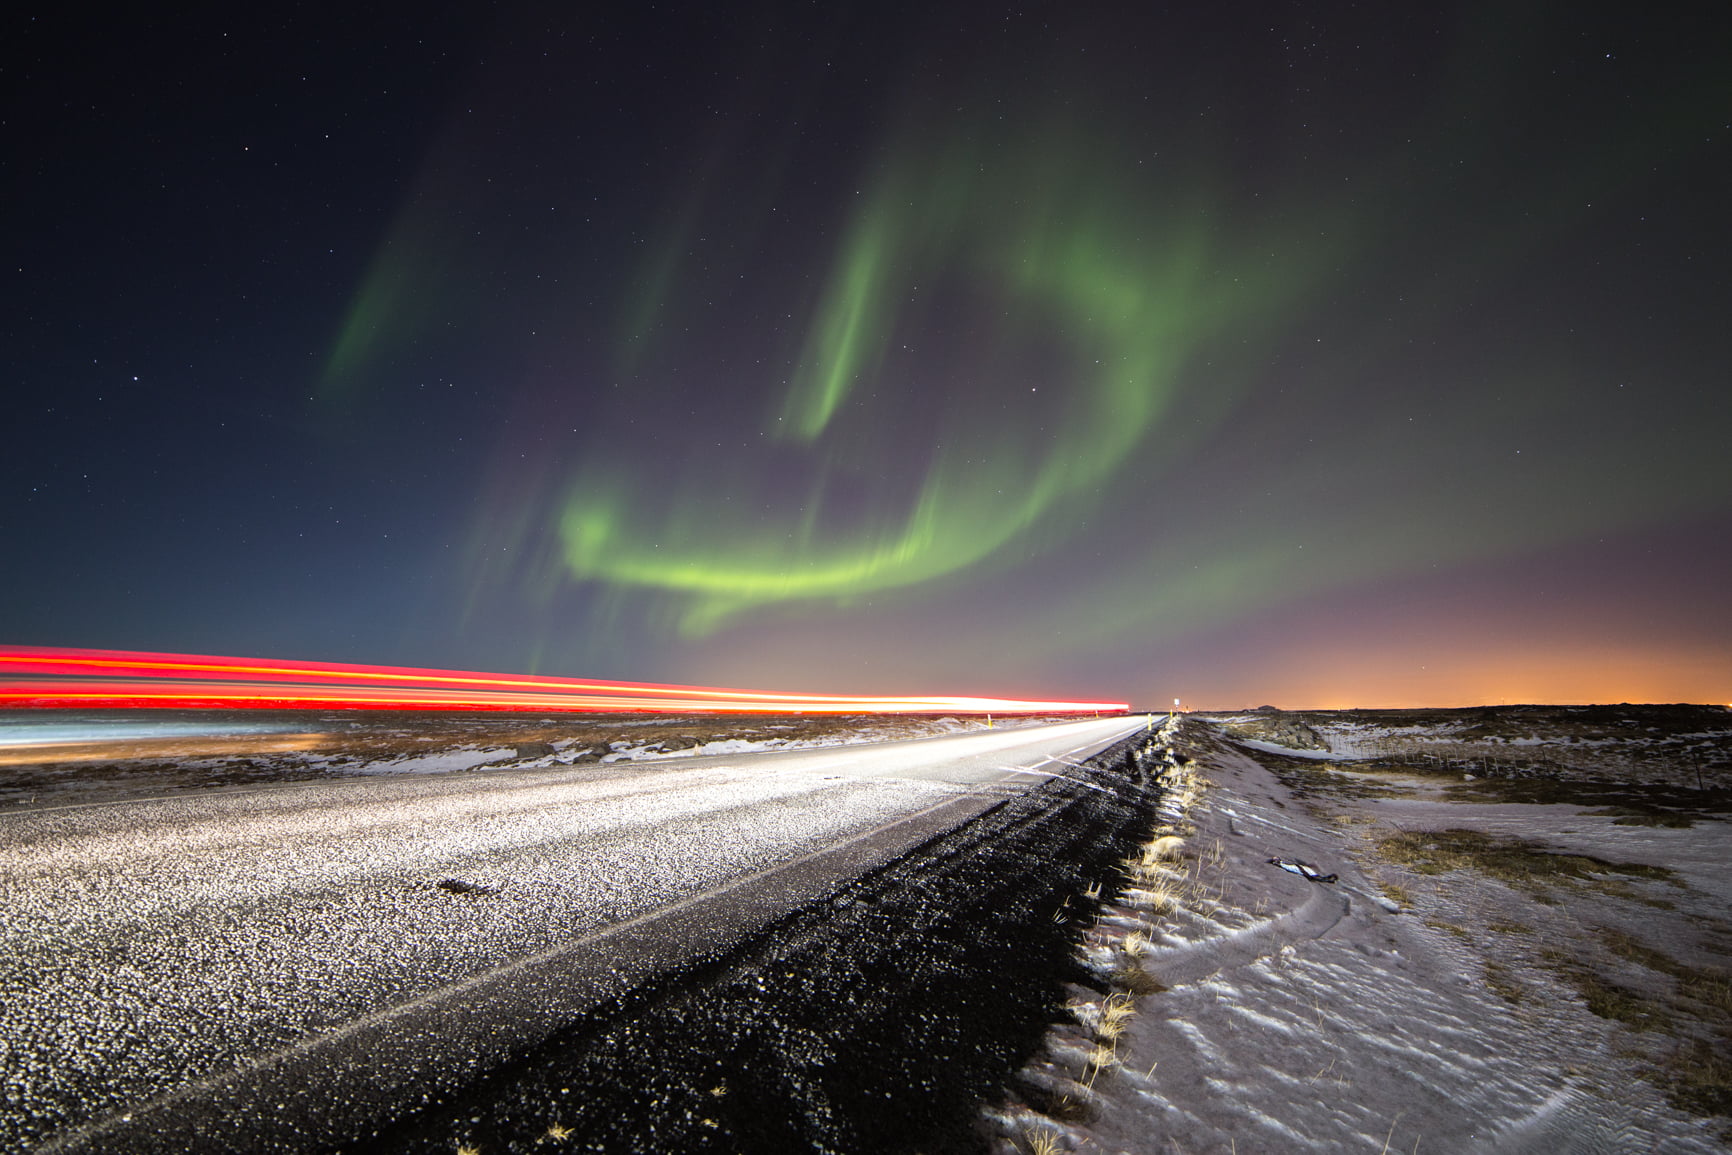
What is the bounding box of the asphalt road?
[1,714,1146,1151]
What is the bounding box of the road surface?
[1,714,1145,1151]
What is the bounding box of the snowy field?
[0,710,1029,809]
[989,708,1731,1153]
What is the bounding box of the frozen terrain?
[0,710,1027,809]
[989,709,1731,1153]
[5,704,1726,1151]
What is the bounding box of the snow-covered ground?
[1204,705,1732,794]
[1226,737,1357,763]
[312,747,521,775]
[987,717,1730,1153]
[594,716,991,762]
[0,712,1020,808]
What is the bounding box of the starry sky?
[6,1,1730,708]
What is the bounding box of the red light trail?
[0,646,1128,715]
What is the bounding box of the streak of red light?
[0,647,1129,715]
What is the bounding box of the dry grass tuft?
[1083,1042,1119,1085]
[1097,995,1136,1041]
[1667,1038,1732,1124]
[1120,885,1178,914]
[1147,835,1186,862]
[1025,1128,1062,1155]
[1113,962,1168,996]
[1682,970,1732,1018]
[1540,948,1671,1032]
[1597,929,1732,1013]
[1362,870,1413,910]
[1120,857,1176,889]
[1042,1092,1093,1123]
[1423,917,1475,944]
[1483,962,1525,1005]
[1487,919,1534,935]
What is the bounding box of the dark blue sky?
[5,1,1730,707]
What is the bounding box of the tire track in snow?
[1141,882,1351,988]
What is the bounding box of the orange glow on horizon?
[1161,636,1729,712]
[0,646,1129,716]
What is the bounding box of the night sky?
[6,2,1730,708]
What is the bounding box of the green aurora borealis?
[555,120,1316,636]
[10,2,1729,706]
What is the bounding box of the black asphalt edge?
[379,724,1166,1154]
[36,793,1007,1154]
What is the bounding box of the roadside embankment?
[986,716,1729,1153]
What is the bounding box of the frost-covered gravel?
[0,716,1139,1149]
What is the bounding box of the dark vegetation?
[1372,828,1679,893]
[1446,778,1731,821]
[1219,704,1732,788]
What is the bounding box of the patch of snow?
[596,721,999,763]
[603,737,792,762]
[345,747,517,775]
[1233,737,1356,761]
